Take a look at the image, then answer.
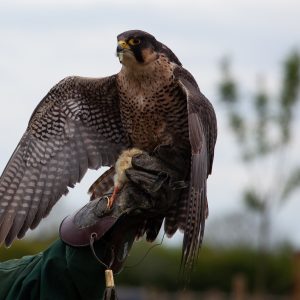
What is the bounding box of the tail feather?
[180,151,207,277]
[164,190,188,237]
[145,217,164,242]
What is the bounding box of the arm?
[0,239,107,300]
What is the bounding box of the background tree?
[218,51,300,292]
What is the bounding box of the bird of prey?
[0,30,217,271]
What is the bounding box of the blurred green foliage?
[118,240,293,294]
[0,235,57,262]
[219,51,300,162]
[0,238,294,294]
[218,50,300,212]
[280,52,300,143]
[244,189,265,212]
[218,50,300,293]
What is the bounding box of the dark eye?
[128,38,141,46]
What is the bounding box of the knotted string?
[89,232,118,300]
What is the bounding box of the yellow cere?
[118,40,130,49]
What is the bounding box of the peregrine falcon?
[0,30,217,271]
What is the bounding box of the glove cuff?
[59,197,118,247]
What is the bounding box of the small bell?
[103,269,118,300]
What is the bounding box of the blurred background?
[0,0,299,299]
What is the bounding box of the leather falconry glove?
[60,146,188,274]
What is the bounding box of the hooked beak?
[116,40,130,62]
[116,45,123,62]
[116,45,124,53]
[116,40,130,53]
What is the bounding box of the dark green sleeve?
[0,239,107,300]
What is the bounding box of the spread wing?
[0,75,130,246]
[175,66,217,273]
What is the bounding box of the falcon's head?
[116,30,181,67]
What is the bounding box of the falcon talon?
[94,196,112,217]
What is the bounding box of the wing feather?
[174,66,217,274]
[0,75,130,245]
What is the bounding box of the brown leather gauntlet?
[59,148,188,273]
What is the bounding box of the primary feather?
[0,76,129,245]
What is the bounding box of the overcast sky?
[0,0,299,247]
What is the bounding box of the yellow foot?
[107,186,120,209]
